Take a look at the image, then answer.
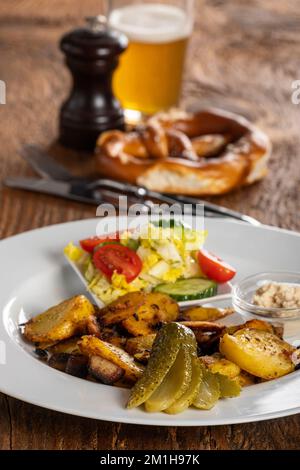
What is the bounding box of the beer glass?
[108,0,194,115]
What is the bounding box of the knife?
[3,177,164,215]
[4,177,103,205]
[16,145,260,225]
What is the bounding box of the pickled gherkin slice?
[145,344,192,412]
[127,323,196,409]
[216,373,241,398]
[193,364,220,410]
[165,357,203,414]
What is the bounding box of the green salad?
[65,221,235,305]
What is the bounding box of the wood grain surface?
[0,0,300,450]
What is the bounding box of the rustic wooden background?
[0,0,300,450]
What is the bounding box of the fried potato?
[236,371,256,387]
[24,295,94,343]
[87,314,127,347]
[78,335,144,381]
[97,324,127,348]
[99,292,146,326]
[34,340,59,350]
[122,292,179,336]
[179,321,225,347]
[206,358,241,379]
[201,354,241,379]
[87,314,102,336]
[220,328,295,380]
[244,319,284,339]
[225,319,276,336]
[180,306,233,322]
[104,335,127,348]
[243,319,273,333]
[125,334,156,355]
[125,334,156,362]
[179,321,225,332]
[46,337,81,355]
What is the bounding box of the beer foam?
[108,3,192,43]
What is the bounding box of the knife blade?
[4,177,102,205]
[3,177,155,214]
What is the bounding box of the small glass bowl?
[232,272,300,321]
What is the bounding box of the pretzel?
[96,108,271,196]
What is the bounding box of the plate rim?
[1,217,300,246]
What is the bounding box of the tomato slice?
[93,244,142,283]
[80,233,119,253]
[197,249,236,283]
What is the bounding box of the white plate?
[1,217,300,426]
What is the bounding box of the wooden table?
[0,0,300,450]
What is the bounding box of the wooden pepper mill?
[59,16,128,151]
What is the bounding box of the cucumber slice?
[164,357,203,414]
[216,373,241,398]
[154,278,218,301]
[193,365,221,410]
[127,323,196,409]
[145,344,192,412]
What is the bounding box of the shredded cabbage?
[66,222,206,305]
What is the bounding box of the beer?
[109,3,193,115]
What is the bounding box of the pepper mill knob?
[59,16,128,151]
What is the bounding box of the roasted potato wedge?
[78,335,144,381]
[46,337,81,355]
[179,321,225,348]
[206,357,241,379]
[88,355,125,384]
[125,334,156,363]
[102,335,127,348]
[99,325,127,347]
[179,321,225,333]
[99,292,146,325]
[87,314,127,347]
[34,340,59,350]
[201,353,222,366]
[24,295,94,343]
[201,354,241,379]
[243,319,274,333]
[225,319,279,337]
[180,306,233,322]
[122,292,179,336]
[87,314,102,336]
[220,328,295,380]
[236,371,256,387]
